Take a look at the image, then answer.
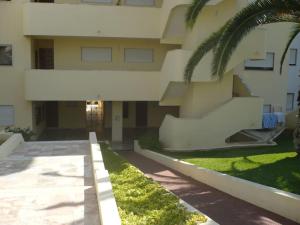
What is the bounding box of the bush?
[5,127,34,141]
[101,144,207,225]
[138,131,162,152]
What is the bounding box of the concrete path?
[0,141,99,225]
[119,151,299,225]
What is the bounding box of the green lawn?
[161,131,300,195]
[100,143,206,225]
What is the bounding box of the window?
[0,45,12,66]
[81,47,112,62]
[286,93,295,112]
[263,104,272,113]
[123,102,129,119]
[124,0,155,6]
[124,48,153,63]
[34,0,54,2]
[81,0,112,3]
[289,49,297,66]
[244,52,274,71]
[0,106,14,126]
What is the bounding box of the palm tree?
[184,0,300,157]
[184,0,300,81]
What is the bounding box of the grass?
[138,131,162,152]
[159,131,300,195]
[100,143,206,225]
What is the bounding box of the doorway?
[36,48,54,69]
[136,102,148,127]
[46,102,58,128]
[86,101,104,131]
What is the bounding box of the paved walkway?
[119,151,299,225]
[0,141,99,225]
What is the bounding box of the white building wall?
[287,34,300,112]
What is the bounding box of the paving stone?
[0,141,99,225]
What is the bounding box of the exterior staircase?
[159,97,264,151]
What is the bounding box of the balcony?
[159,28,266,103]
[160,0,224,44]
[25,69,160,101]
[23,3,160,39]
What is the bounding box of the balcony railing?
[25,69,160,101]
[23,2,160,38]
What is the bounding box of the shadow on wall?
[166,131,295,159]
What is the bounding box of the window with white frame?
[81,0,113,4]
[0,45,12,66]
[124,0,155,6]
[244,52,274,70]
[289,49,297,66]
[0,105,14,126]
[286,93,295,112]
[124,48,153,63]
[81,47,112,62]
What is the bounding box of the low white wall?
[179,198,218,225]
[134,141,300,223]
[0,133,24,160]
[89,133,121,225]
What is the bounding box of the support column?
[112,101,123,142]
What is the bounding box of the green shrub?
[138,131,162,152]
[101,143,206,225]
[5,127,34,141]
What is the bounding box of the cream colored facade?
[0,0,292,148]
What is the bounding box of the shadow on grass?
[228,156,300,194]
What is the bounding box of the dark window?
[34,0,54,2]
[123,102,129,119]
[263,104,272,113]
[245,52,274,71]
[0,45,12,66]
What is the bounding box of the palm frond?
[186,0,211,28]
[211,0,300,78]
[280,23,300,74]
[184,24,228,82]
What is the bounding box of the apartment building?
[286,34,300,113]
[0,0,292,149]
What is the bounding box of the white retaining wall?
[134,141,300,223]
[0,133,24,160]
[89,132,121,225]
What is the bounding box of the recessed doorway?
[86,101,104,131]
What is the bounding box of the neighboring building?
[0,0,292,150]
[286,34,300,113]
[284,33,300,129]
